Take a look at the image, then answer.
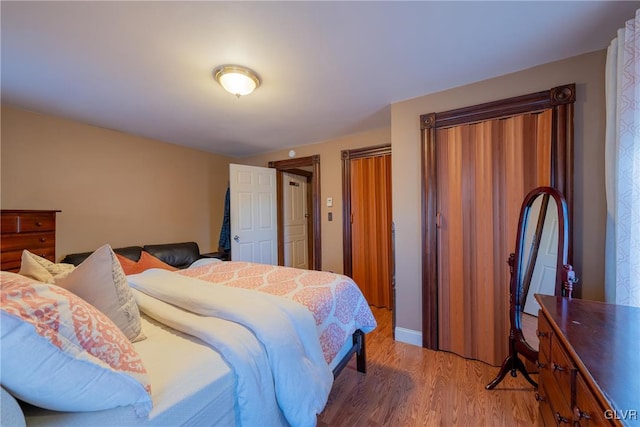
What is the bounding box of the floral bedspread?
[179,261,377,365]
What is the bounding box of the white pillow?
[188,257,223,269]
[1,387,25,427]
[0,272,152,415]
[18,250,75,283]
[54,244,145,342]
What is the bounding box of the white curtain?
[605,9,640,307]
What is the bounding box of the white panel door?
[283,172,308,269]
[229,164,277,264]
[523,197,559,315]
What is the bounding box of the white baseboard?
[394,327,422,347]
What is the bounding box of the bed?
[0,243,376,427]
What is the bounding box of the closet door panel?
[350,154,392,308]
[436,112,552,365]
[437,126,465,354]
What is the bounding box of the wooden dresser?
[535,294,640,426]
[1,210,60,272]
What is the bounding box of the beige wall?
[1,106,233,259]
[1,50,608,339]
[392,50,608,333]
[242,128,391,273]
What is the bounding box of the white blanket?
[128,269,334,427]
[132,291,285,426]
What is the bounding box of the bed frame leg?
[355,329,366,374]
[332,329,367,378]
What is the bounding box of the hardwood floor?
[318,307,538,426]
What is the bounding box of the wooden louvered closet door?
[437,111,552,365]
[350,153,393,308]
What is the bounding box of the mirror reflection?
[518,194,559,352]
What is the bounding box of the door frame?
[269,155,321,270]
[282,169,313,269]
[419,84,575,350]
[341,144,392,277]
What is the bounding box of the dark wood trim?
[286,168,313,178]
[420,84,575,350]
[342,144,392,160]
[342,154,352,276]
[420,84,576,130]
[341,144,391,277]
[269,155,321,270]
[0,209,62,213]
[420,120,439,349]
[306,174,313,270]
[275,171,284,265]
[557,102,575,283]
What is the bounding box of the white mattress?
[21,316,236,426]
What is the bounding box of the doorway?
[420,84,575,366]
[282,170,312,269]
[342,144,393,310]
[269,155,321,270]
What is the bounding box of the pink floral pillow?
[0,272,152,416]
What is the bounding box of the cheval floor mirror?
[420,84,575,367]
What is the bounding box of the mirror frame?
[512,186,569,361]
[486,186,572,389]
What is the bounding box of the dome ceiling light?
[214,65,261,98]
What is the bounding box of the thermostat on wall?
[326,197,333,207]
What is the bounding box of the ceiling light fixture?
[214,65,261,98]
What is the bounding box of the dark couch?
[61,242,227,269]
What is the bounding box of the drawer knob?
[534,393,545,402]
[574,407,591,420]
[536,330,548,338]
[35,221,43,227]
[39,237,47,243]
[536,360,546,369]
[555,412,569,424]
[552,362,565,372]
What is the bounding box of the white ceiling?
[2,1,637,158]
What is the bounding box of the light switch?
[328,212,333,221]
[326,197,333,207]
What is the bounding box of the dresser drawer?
[1,232,56,252]
[536,382,558,427]
[538,325,551,372]
[1,212,56,233]
[574,373,612,426]
[548,334,575,403]
[0,247,56,272]
[540,358,573,425]
[537,309,553,360]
